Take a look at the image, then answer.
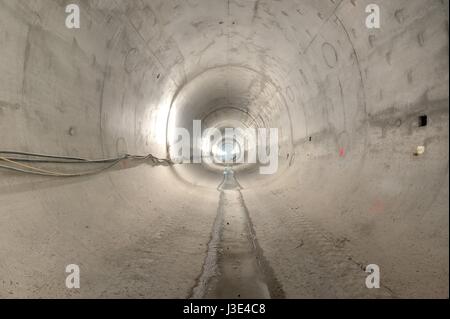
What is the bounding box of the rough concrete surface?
[0,0,448,298]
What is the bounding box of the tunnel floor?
[203,189,270,299]
[191,169,282,298]
[190,169,397,299]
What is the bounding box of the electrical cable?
[0,151,126,162]
[0,155,124,177]
[0,151,173,177]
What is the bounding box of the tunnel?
[0,0,448,299]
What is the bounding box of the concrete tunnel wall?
[0,0,448,298]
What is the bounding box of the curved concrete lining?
[0,0,448,298]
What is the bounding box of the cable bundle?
[0,151,173,177]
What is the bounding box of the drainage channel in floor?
[190,167,284,299]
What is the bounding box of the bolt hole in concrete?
[419,115,428,127]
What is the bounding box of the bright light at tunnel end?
[169,120,279,175]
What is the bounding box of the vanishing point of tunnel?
[0,0,448,299]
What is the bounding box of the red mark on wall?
[339,148,345,157]
[369,199,384,213]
